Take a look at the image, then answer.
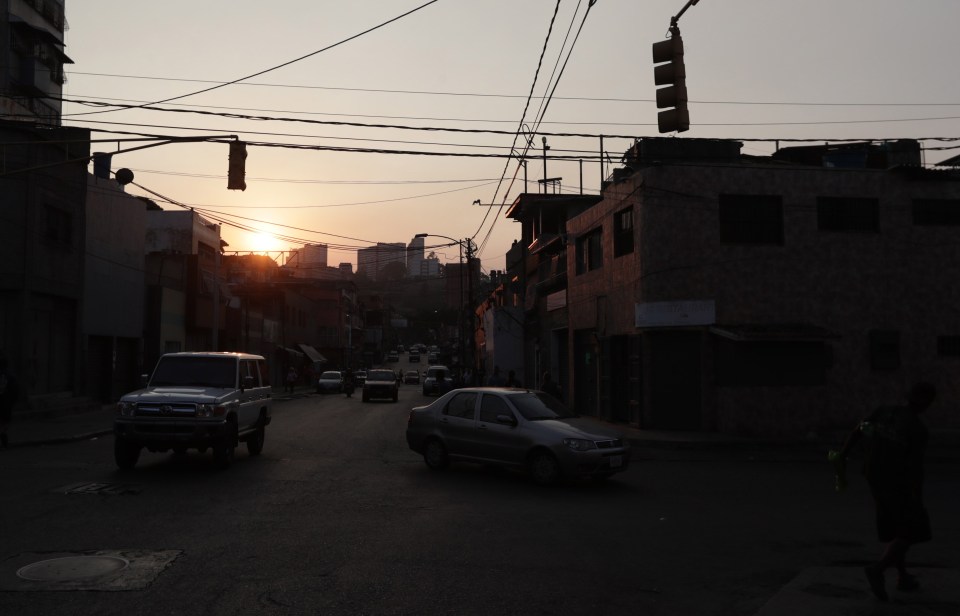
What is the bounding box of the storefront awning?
[297,344,327,364]
[709,324,840,342]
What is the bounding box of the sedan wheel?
[423,438,449,470]
[528,450,561,486]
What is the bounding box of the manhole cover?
[17,556,129,582]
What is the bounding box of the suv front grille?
[136,402,198,418]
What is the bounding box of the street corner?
[754,566,960,616]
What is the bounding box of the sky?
[60,0,960,272]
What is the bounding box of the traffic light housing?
[652,28,689,133]
[227,141,247,191]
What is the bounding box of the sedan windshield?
[508,392,576,421]
[320,371,340,379]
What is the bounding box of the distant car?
[354,370,367,387]
[406,388,631,485]
[403,370,420,385]
[422,365,452,396]
[316,370,343,394]
[363,369,399,403]
[397,345,405,354]
[387,351,399,362]
[409,351,420,363]
[427,352,439,365]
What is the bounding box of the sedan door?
[472,392,529,466]
[436,391,479,458]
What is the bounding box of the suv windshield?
[367,370,395,381]
[150,357,236,388]
[508,392,576,421]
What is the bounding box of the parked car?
[354,370,367,387]
[406,388,630,485]
[387,351,399,362]
[422,365,451,396]
[403,370,420,385]
[316,370,343,394]
[409,351,421,363]
[363,369,399,403]
[114,352,272,470]
[427,352,439,365]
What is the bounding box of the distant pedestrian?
[833,382,936,601]
[540,371,562,401]
[487,365,505,387]
[505,370,522,388]
[285,366,298,394]
[0,358,21,448]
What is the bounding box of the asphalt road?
[1,386,958,615]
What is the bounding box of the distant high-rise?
[406,236,425,278]
[357,242,406,281]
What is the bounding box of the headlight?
[117,401,136,417]
[197,402,235,418]
[563,438,596,451]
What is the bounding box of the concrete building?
[558,137,960,437]
[0,121,90,409]
[357,242,406,281]
[0,0,71,126]
[82,173,146,402]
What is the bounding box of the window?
[913,199,960,226]
[937,335,960,358]
[44,204,72,245]
[443,392,477,420]
[241,360,259,386]
[257,359,271,386]
[613,208,634,257]
[479,394,514,424]
[719,194,783,245]
[817,197,879,232]
[715,339,830,386]
[575,227,603,274]
[869,330,900,371]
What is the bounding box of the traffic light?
[227,141,247,191]
[652,27,689,133]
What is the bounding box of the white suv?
[114,352,272,469]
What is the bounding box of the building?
[556,137,960,437]
[82,172,146,402]
[0,0,71,126]
[357,242,406,281]
[0,120,90,409]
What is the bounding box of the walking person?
[833,381,936,601]
[540,371,562,401]
[486,365,505,387]
[505,369,522,388]
[0,358,21,448]
[285,366,298,394]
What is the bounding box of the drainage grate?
[58,482,142,496]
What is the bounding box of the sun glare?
[248,231,281,253]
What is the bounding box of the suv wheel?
[114,437,141,470]
[213,422,237,469]
[246,421,265,456]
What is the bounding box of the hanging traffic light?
[652,27,689,133]
[227,141,247,191]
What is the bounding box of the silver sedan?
[405,387,630,485]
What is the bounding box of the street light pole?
[415,232,470,374]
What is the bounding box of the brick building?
[513,138,960,437]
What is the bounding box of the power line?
[66,71,960,108]
[61,0,442,118]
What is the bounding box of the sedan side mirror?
[496,414,518,427]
